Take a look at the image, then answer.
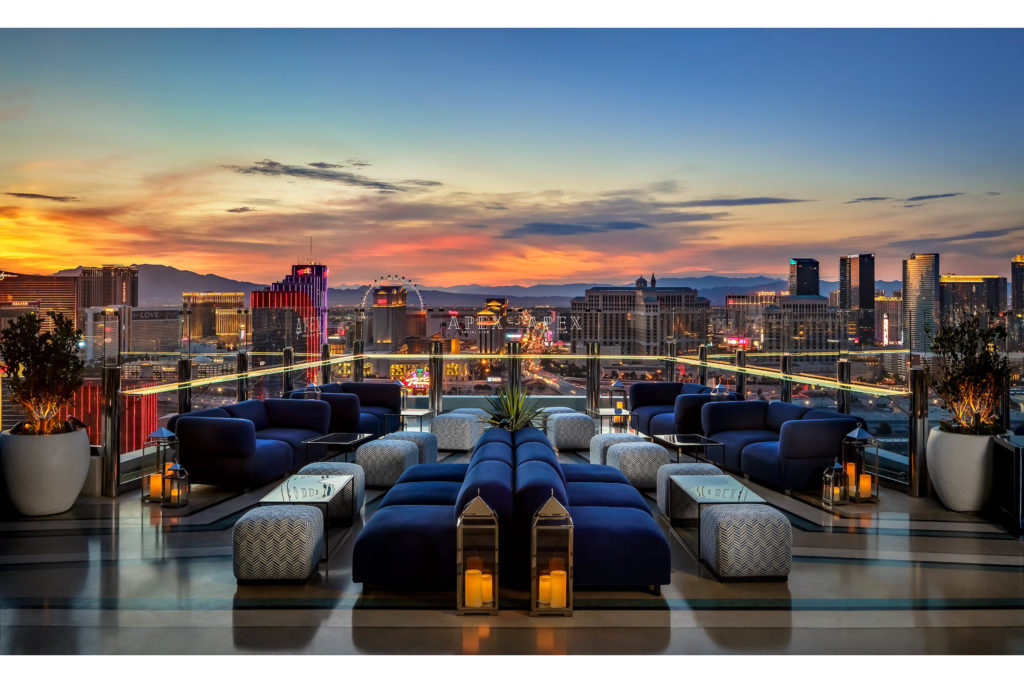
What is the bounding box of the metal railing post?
[320,343,331,385]
[664,339,677,381]
[908,367,931,497]
[281,346,293,395]
[836,358,852,414]
[780,353,793,403]
[735,349,746,397]
[998,371,1011,431]
[352,340,364,383]
[698,345,708,386]
[429,339,444,413]
[176,357,191,415]
[506,340,523,395]
[101,365,120,498]
[236,350,248,401]
[586,341,600,413]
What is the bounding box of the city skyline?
[1,29,1022,286]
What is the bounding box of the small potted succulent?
[483,386,543,432]
[0,312,89,516]
[925,317,1010,512]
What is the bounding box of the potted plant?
[925,316,1010,512]
[483,386,543,432]
[0,312,89,516]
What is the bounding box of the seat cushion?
[568,506,671,587]
[187,437,290,488]
[631,404,674,436]
[379,481,461,507]
[565,481,651,513]
[648,411,678,437]
[224,400,271,431]
[562,463,630,484]
[361,406,398,434]
[352,505,457,587]
[709,429,780,471]
[455,460,514,522]
[254,427,322,469]
[358,413,383,437]
[396,463,470,484]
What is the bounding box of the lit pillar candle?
[148,474,163,500]
[538,574,551,605]
[481,572,493,604]
[845,462,856,480]
[550,570,567,609]
[859,473,872,496]
[464,569,483,608]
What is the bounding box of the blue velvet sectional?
[168,399,330,488]
[352,427,670,592]
[286,382,401,437]
[629,381,739,436]
[701,400,862,491]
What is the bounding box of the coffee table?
[302,432,374,463]
[669,474,765,560]
[258,473,355,573]
[386,408,435,431]
[654,434,725,467]
[587,407,635,433]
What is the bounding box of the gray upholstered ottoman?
[233,505,324,583]
[589,432,646,465]
[431,412,483,451]
[296,461,365,521]
[656,462,723,520]
[387,431,439,464]
[356,439,419,488]
[607,441,671,490]
[540,406,576,432]
[699,504,792,580]
[548,412,596,451]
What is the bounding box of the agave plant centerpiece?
[483,386,543,432]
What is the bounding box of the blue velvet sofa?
[629,381,738,436]
[352,427,670,592]
[168,398,330,488]
[701,400,861,491]
[285,383,362,433]
[285,382,401,437]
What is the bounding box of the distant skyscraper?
[0,272,79,330]
[939,275,1007,326]
[788,258,819,296]
[182,292,244,341]
[1012,254,1024,313]
[78,265,138,309]
[369,285,408,351]
[902,253,940,353]
[874,293,902,346]
[839,254,875,345]
[251,264,329,369]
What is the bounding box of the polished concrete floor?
[1,447,1023,655]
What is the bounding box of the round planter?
[0,428,90,516]
[926,426,994,512]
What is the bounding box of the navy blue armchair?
[339,382,402,436]
[286,387,362,434]
[630,381,735,436]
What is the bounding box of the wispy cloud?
[844,196,891,204]
[223,158,440,194]
[497,221,652,239]
[886,225,1024,249]
[226,206,259,213]
[5,192,79,202]
[904,192,964,202]
[671,197,807,208]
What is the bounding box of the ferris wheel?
[358,274,425,312]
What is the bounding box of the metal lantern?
[822,458,849,511]
[531,491,573,616]
[161,462,190,508]
[609,380,627,414]
[456,491,499,615]
[141,427,178,503]
[302,382,322,400]
[842,426,880,503]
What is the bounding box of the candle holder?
[842,426,880,503]
[161,462,190,508]
[530,491,573,616]
[822,458,849,511]
[302,382,322,400]
[456,491,499,615]
[141,428,178,503]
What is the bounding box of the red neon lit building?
[251,264,329,381]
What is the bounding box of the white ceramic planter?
[0,428,90,516]
[926,426,994,512]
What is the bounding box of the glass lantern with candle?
[302,382,322,400]
[161,462,190,508]
[456,491,499,615]
[609,380,627,429]
[822,458,849,511]
[842,426,880,503]
[531,491,573,616]
[141,427,178,503]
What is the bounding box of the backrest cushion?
[702,400,768,435]
[515,441,566,486]
[470,441,515,470]
[803,409,867,428]
[514,460,569,519]
[628,382,683,408]
[513,427,551,448]
[224,400,270,430]
[474,428,513,452]
[168,407,229,432]
[765,401,811,432]
[681,382,709,395]
[339,382,402,412]
[455,460,514,522]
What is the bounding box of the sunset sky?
[1,29,1022,287]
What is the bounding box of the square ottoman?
[700,503,792,581]
[387,431,439,464]
[540,406,576,432]
[296,461,365,521]
[589,433,646,465]
[431,412,484,451]
[357,439,420,488]
[233,505,324,583]
[656,462,723,520]
[548,412,596,451]
[607,441,671,490]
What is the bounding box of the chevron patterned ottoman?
[656,463,724,520]
[607,441,671,490]
[356,439,419,488]
[233,505,324,583]
[548,413,596,451]
[296,461,365,521]
[540,406,576,432]
[431,413,484,451]
[589,432,646,465]
[387,431,439,464]
[699,504,792,581]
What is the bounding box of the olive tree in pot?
[0,312,89,516]
[925,317,1010,512]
